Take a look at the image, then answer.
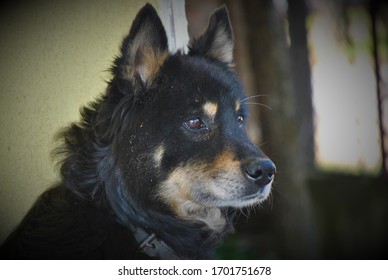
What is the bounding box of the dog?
[0,4,275,259]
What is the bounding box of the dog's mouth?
[208,180,273,209]
[158,162,274,209]
[180,177,273,210]
[237,182,272,205]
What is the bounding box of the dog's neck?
[127,208,235,259]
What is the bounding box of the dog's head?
[99,4,275,230]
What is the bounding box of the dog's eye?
[236,114,244,126]
[184,117,207,131]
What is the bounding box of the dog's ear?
[188,6,234,66]
[119,4,168,87]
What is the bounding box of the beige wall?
[0,0,161,243]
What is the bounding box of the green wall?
[0,0,159,242]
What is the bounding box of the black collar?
[131,226,183,259]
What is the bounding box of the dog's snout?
[243,158,276,187]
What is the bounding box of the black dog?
[0,4,275,259]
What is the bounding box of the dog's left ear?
[188,6,234,66]
[119,4,168,87]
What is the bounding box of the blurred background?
[1,0,387,259]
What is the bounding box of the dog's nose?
[243,158,276,187]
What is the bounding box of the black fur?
[1,4,274,259]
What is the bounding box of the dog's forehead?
[167,57,244,106]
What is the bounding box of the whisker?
[239,208,249,219]
[236,209,243,221]
[267,192,274,210]
[240,94,268,102]
[251,204,258,215]
[243,102,272,111]
[257,141,269,148]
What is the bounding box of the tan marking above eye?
[235,99,241,112]
[203,102,218,118]
[153,144,165,168]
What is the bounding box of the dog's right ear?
[118,4,168,88]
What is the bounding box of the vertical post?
[370,0,388,178]
[242,0,319,259]
[158,0,189,52]
[288,0,316,174]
